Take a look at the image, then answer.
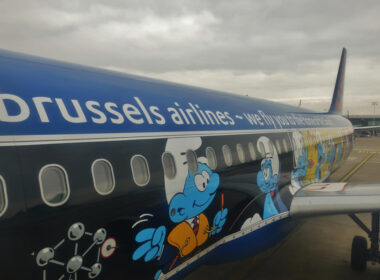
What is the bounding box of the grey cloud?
[0,0,379,114]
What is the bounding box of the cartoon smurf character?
[289,131,309,195]
[256,136,287,219]
[326,133,335,170]
[315,130,326,181]
[132,138,228,279]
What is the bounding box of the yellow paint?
[167,213,209,257]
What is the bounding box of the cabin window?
[206,147,217,170]
[39,164,70,207]
[258,142,265,158]
[248,142,257,161]
[91,159,115,195]
[186,150,198,174]
[236,143,246,163]
[162,152,176,179]
[222,145,233,167]
[275,139,282,154]
[131,155,150,187]
[0,176,8,217]
[282,138,288,153]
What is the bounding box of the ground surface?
[185,137,380,280]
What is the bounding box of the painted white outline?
[161,152,177,179]
[38,164,70,207]
[282,138,288,153]
[91,159,116,196]
[130,155,150,187]
[275,139,282,154]
[0,175,8,217]
[0,126,354,146]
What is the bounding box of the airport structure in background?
[186,137,380,280]
[347,115,380,127]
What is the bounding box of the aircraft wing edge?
[290,182,380,217]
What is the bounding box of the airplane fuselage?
[0,50,353,279]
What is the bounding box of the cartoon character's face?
[257,158,276,193]
[168,163,220,223]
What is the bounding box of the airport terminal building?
[347,115,380,127]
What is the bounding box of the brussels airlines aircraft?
[0,48,379,280]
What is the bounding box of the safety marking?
[356,150,380,154]
[340,152,375,182]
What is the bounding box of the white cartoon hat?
[257,136,279,175]
[163,137,207,203]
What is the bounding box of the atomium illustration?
[35,222,117,280]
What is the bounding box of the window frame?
[186,149,198,174]
[0,175,8,217]
[38,164,70,207]
[91,158,116,196]
[130,155,151,187]
[161,152,177,179]
[248,141,257,161]
[222,145,233,167]
[236,143,246,163]
[205,147,218,170]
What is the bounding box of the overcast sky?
[1,0,379,114]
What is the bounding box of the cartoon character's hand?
[211,209,228,235]
[132,226,166,262]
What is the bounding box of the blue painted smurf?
[289,131,309,195]
[132,137,228,279]
[257,136,287,219]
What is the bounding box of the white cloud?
[0,0,379,114]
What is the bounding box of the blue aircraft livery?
[0,48,359,280]
[0,49,349,138]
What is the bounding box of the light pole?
[372,102,378,125]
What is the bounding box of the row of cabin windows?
[161,140,289,179]
[0,137,291,210]
[38,155,150,207]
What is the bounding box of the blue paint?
[315,142,326,181]
[132,226,166,262]
[0,50,352,136]
[169,163,220,223]
[291,148,309,187]
[257,159,281,218]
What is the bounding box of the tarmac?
[185,137,380,280]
